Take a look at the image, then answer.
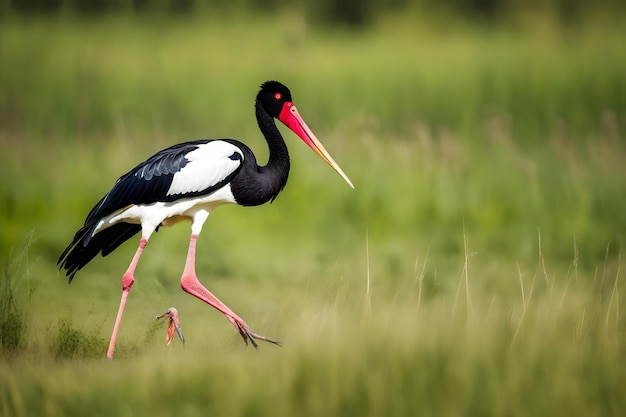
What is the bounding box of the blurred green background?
[1,1,625,416]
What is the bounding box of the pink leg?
[107,238,147,359]
[180,234,280,347]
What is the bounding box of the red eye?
[274,92,282,100]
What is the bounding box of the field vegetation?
[1,6,625,416]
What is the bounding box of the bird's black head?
[258,81,293,118]
[255,79,355,188]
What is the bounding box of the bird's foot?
[178,271,280,348]
[234,320,282,348]
[156,307,185,345]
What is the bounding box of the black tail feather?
[57,220,97,267]
[58,222,142,282]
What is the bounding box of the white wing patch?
[167,141,243,197]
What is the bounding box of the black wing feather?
[57,139,232,281]
[85,140,211,224]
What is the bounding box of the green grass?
[1,12,625,416]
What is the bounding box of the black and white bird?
[57,81,353,359]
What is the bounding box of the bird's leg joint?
[122,272,135,291]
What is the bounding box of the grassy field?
[1,12,625,416]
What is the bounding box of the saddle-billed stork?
[58,81,353,359]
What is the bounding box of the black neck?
[229,100,291,206]
[255,99,290,186]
